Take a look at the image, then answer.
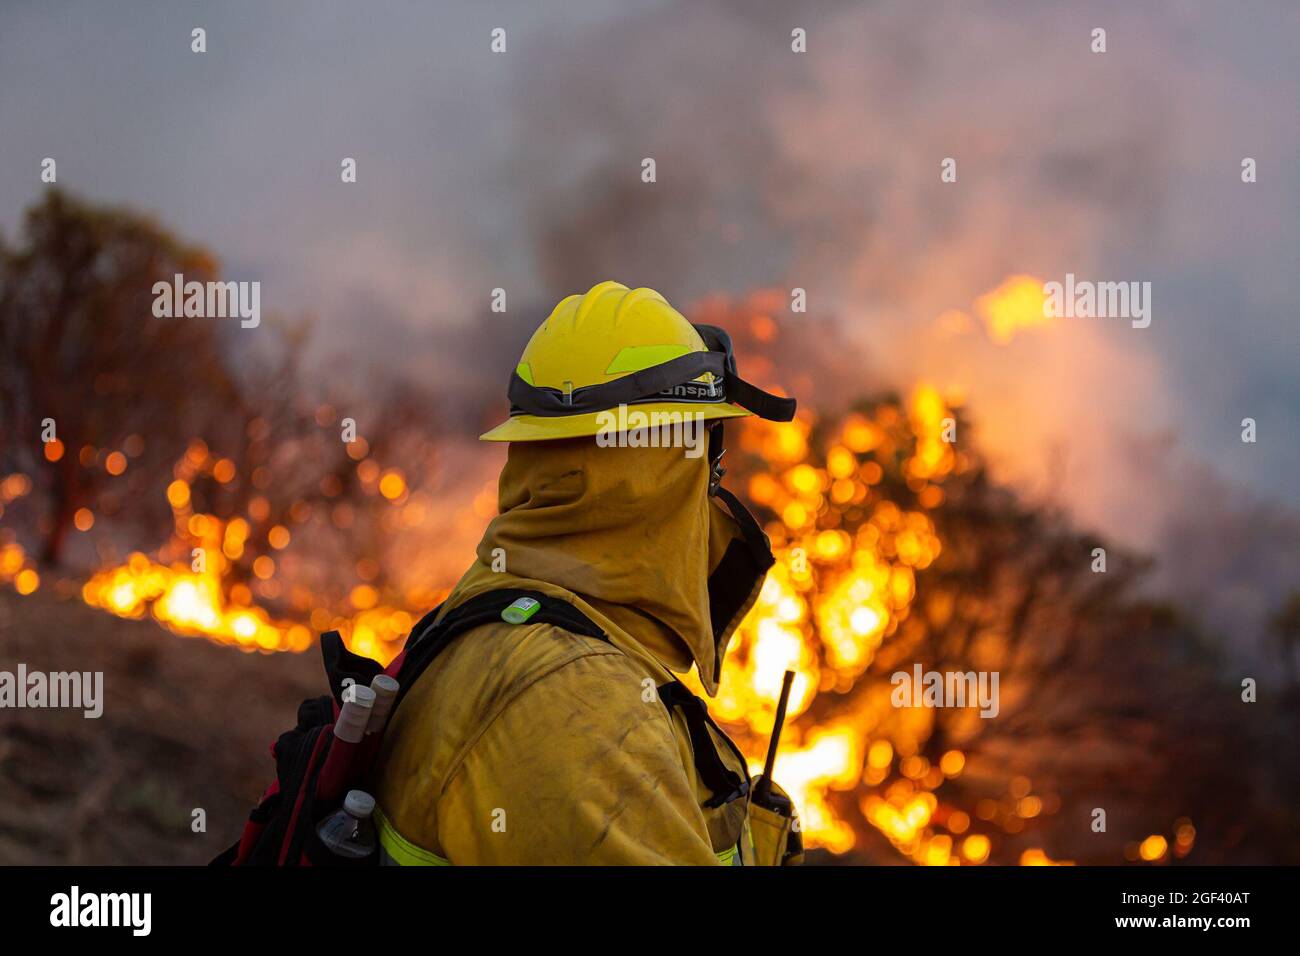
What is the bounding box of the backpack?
[210,588,608,866]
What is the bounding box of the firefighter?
[372,281,802,864]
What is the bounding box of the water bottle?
[361,675,400,772]
[316,789,377,861]
[317,685,375,803]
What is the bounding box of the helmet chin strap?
[707,421,727,497]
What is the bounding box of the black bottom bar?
[0,864,1283,940]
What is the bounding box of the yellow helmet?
[481,281,795,441]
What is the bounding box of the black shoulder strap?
[390,589,608,717]
[658,680,750,809]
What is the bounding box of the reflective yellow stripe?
[374,806,451,866]
[604,343,693,374]
[717,844,741,866]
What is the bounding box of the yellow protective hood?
[458,437,770,695]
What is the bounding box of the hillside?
[0,588,320,864]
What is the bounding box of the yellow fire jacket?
[372,438,800,865]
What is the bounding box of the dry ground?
[0,588,320,864]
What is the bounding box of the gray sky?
[2,1,1297,635]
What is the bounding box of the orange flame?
[687,383,957,858]
[975,274,1051,344]
[77,445,423,663]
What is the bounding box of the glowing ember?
[0,540,40,595]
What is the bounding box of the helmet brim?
[479,401,752,442]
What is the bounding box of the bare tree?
[0,190,241,565]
